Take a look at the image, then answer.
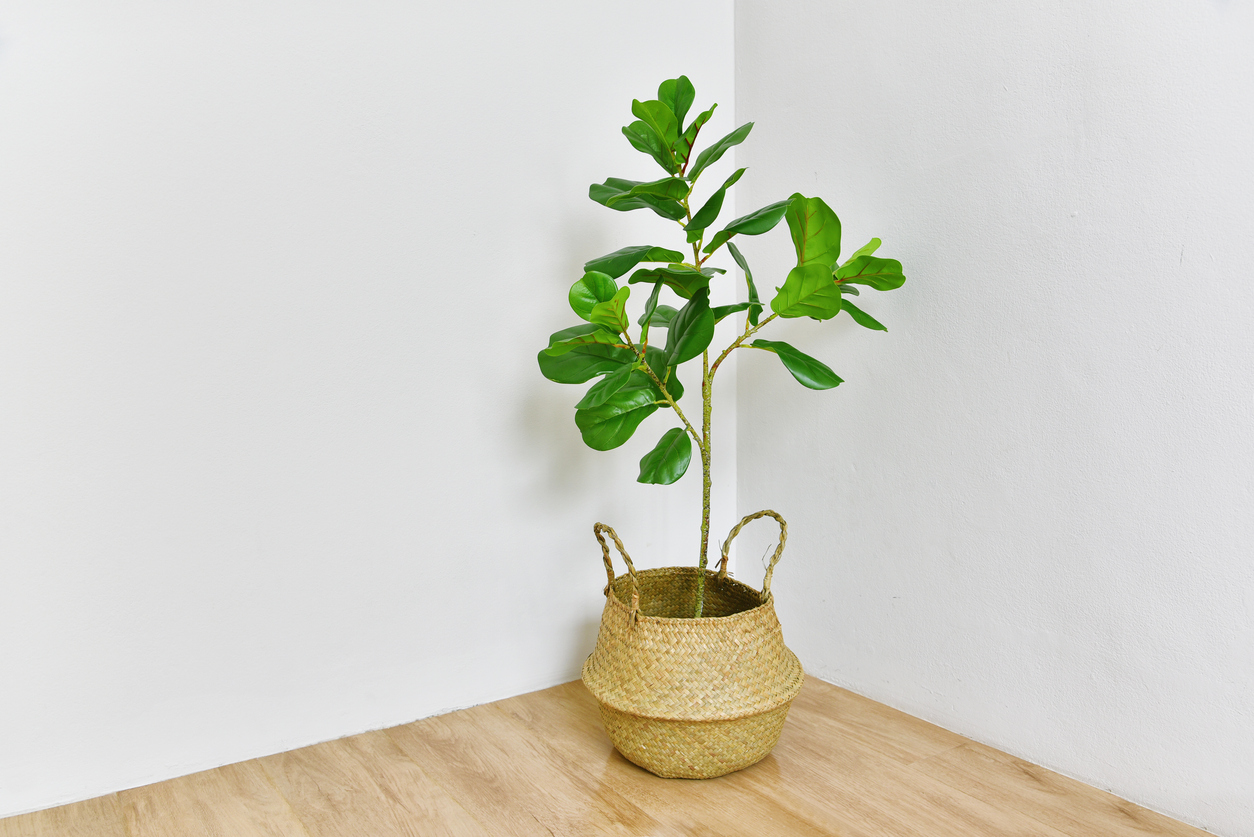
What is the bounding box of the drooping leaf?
[727,241,763,326]
[622,121,677,173]
[627,264,712,299]
[569,271,618,321]
[841,298,887,331]
[536,342,634,384]
[631,99,679,148]
[666,288,715,365]
[574,362,634,409]
[544,323,625,356]
[703,199,791,254]
[657,76,695,131]
[590,178,686,220]
[687,122,753,183]
[605,176,690,206]
[638,303,679,328]
[575,387,659,451]
[712,302,751,322]
[589,286,631,334]
[844,237,881,265]
[785,193,842,269]
[770,263,844,320]
[585,245,685,280]
[685,168,746,234]
[840,284,860,296]
[638,427,693,485]
[750,339,843,390]
[835,255,906,291]
[675,104,716,170]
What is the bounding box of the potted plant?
[538,76,907,778]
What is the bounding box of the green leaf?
[727,241,763,326]
[544,323,624,356]
[750,339,843,390]
[712,302,751,322]
[589,286,631,334]
[638,427,693,485]
[703,199,791,254]
[688,121,753,182]
[770,263,844,320]
[585,245,685,280]
[575,387,659,451]
[589,178,686,221]
[574,362,634,409]
[785,193,842,269]
[643,346,684,402]
[638,303,679,328]
[674,104,715,170]
[840,284,860,296]
[844,237,881,264]
[569,271,618,321]
[622,121,677,174]
[658,76,695,131]
[841,298,887,331]
[605,176,690,206]
[638,282,663,345]
[685,167,746,234]
[666,288,715,365]
[835,255,906,291]
[627,264,711,299]
[537,340,634,384]
[631,99,679,148]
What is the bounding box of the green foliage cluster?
[538,77,907,614]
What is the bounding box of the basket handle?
[593,522,640,615]
[717,510,788,601]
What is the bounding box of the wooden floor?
[0,678,1209,837]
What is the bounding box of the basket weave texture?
[581,511,804,779]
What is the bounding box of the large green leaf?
[666,288,715,365]
[687,121,753,182]
[605,176,690,206]
[770,263,844,320]
[785,193,842,269]
[658,76,695,131]
[589,178,686,220]
[543,323,625,356]
[627,264,713,299]
[569,271,618,321]
[638,427,693,485]
[712,302,751,322]
[750,339,843,390]
[575,387,659,451]
[642,346,684,402]
[631,99,679,148]
[844,237,881,264]
[675,104,716,170]
[589,286,631,334]
[703,199,790,254]
[841,298,887,331]
[685,168,746,234]
[574,362,634,410]
[537,341,634,384]
[638,303,679,328]
[622,121,677,173]
[727,241,763,326]
[585,245,685,280]
[835,255,906,291]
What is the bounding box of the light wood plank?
[387,700,681,837]
[121,761,308,837]
[913,742,1208,837]
[0,794,125,837]
[260,729,489,837]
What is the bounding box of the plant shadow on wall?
[536,76,910,780]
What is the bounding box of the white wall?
[0,1,734,816]
[736,1,1254,834]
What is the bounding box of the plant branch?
[636,352,703,450]
[708,312,777,381]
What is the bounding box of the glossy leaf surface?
[688,122,753,182]
[622,121,676,173]
[703,199,790,254]
[575,386,659,450]
[574,362,634,409]
[666,288,715,365]
[675,104,716,169]
[727,241,763,326]
[750,339,843,390]
[770,263,844,320]
[569,271,618,320]
[585,245,685,280]
[589,285,631,333]
[543,323,624,356]
[785,193,842,269]
[605,176,690,206]
[841,298,887,331]
[638,427,693,485]
[686,168,746,234]
[658,76,695,130]
[638,303,679,328]
[712,302,751,322]
[631,99,679,147]
[835,255,906,291]
[536,342,633,384]
[590,178,686,220]
[844,237,882,265]
[627,264,712,299]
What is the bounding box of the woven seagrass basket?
[581,510,804,779]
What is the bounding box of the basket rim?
[605,566,773,625]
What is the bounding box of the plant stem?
[636,354,703,450]
[694,349,713,617]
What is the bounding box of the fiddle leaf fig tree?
[538,77,907,617]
